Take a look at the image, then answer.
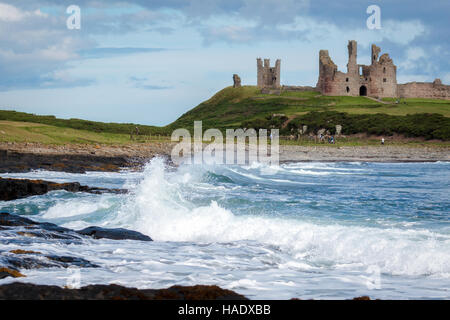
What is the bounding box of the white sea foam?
[3,158,450,299]
[42,196,115,219]
[99,158,450,278]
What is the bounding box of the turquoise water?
[1,159,449,299]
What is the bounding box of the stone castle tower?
[257,58,281,89]
[316,40,397,98]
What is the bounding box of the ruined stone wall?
[398,80,450,99]
[316,44,365,97]
[316,50,340,95]
[257,58,281,88]
[257,58,264,87]
[316,50,358,97]
[346,40,358,76]
[365,45,397,98]
[316,41,398,98]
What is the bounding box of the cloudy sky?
[0,0,448,126]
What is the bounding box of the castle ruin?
[316,40,398,98]
[398,78,450,99]
[257,58,281,89]
[251,40,450,99]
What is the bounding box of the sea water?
[0,158,449,299]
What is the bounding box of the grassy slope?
[0,121,170,145]
[1,86,449,144]
[168,86,450,131]
[0,110,169,136]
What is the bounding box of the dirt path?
[365,96,391,104]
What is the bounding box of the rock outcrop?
[0,212,152,241]
[77,226,152,241]
[0,177,127,201]
[0,283,248,300]
[0,150,131,173]
[0,212,152,280]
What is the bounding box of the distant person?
[381,138,385,145]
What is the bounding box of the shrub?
[285,111,450,140]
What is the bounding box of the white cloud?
[380,20,426,45]
[397,74,430,83]
[0,3,47,22]
[398,47,426,70]
[0,3,26,21]
[0,3,91,89]
[282,17,427,47]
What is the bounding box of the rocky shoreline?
[0,282,247,300]
[0,212,152,281]
[0,177,127,201]
[0,211,247,301]
[0,143,449,174]
[0,211,375,301]
[0,142,173,173]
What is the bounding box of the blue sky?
[0,0,449,126]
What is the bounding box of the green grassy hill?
[1,85,450,143]
[0,121,129,144]
[0,110,169,136]
[167,86,450,140]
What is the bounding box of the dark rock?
[1,213,151,242]
[45,255,99,268]
[36,222,74,234]
[16,229,79,240]
[143,285,248,300]
[0,177,127,201]
[1,250,98,272]
[0,213,74,237]
[77,226,152,241]
[0,178,50,201]
[0,212,38,227]
[0,151,132,174]
[0,283,248,300]
[0,213,152,278]
[3,256,56,270]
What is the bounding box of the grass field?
[1,85,449,144]
[0,121,171,145]
[0,110,169,136]
[1,120,449,147]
